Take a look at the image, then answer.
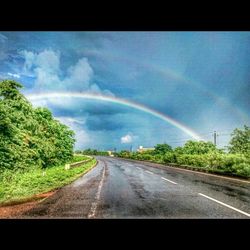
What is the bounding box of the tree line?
[115,129,250,177]
[75,148,109,156]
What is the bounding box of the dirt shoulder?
[0,191,55,218]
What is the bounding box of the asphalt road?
[21,156,250,218]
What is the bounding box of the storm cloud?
[1,32,250,150]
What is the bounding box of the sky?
[0,32,249,150]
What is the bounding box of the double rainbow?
[26,92,203,141]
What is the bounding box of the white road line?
[161,177,177,185]
[165,165,250,184]
[146,170,154,175]
[88,163,106,218]
[198,193,250,218]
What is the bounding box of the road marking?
[164,165,250,184]
[117,157,250,184]
[146,170,154,175]
[88,162,106,218]
[161,177,177,185]
[136,167,141,170]
[198,193,250,218]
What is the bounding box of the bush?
[162,153,177,164]
[232,163,250,177]
[116,143,250,178]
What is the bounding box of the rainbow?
[83,49,249,123]
[26,92,204,141]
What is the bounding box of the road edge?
[0,159,99,208]
[114,157,250,184]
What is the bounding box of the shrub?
[162,153,177,164]
[232,163,250,177]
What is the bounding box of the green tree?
[228,125,250,155]
[178,140,217,155]
[0,80,75,172]
[154,143,172,155]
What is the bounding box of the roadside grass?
[70,155,89,163]
[0,157,97,205]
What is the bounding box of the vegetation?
[0,79,249,206]
[75,148,109,156]
[0,80,96,204]
[0,158,96,204]
[70,155,89,163]
[0,80,75,172]
[228,125,250,154]
[116,137,250,178]
[153,143,172,154]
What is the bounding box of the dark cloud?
[85,115,123,131]
[2,32,250,150]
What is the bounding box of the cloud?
[55,116,86,126]
[20,49,112,95]
[85,115,123,131]
[65,58,93,88]
[7,72,20,79]
[121,132,134,144]
[54,116,90,149]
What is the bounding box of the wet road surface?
[21,156,250,218]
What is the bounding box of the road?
[21,156,250,218]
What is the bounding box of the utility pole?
[213,131,217,146]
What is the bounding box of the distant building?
[137,145,155,153]
[107,150,114,157]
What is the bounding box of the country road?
[21,156,250,218]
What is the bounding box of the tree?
[154,143,172,155]
[0,79,75,172]
[228,125,250,155]
[178,140,217,155]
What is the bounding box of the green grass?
[0,157,96,205]
[70,155,90,163]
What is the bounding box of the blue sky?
[0,32,250,150]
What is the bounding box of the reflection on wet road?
[22,156,250,218]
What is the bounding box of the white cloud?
[20,50,36,74]
[54,116,90,149]
[74,129,90,149]
[66,57,93,87]
[31,99,49,108]
[7,72,20,79]
[20,49,113,96]
[55,116,86,126]
[121,133,134,144]
[36,50,60,73]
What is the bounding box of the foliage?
[0,158,96,204]
[232,163,250,177]
[175,140,218,155]
[0,80,75,172]
[70,155,89,163]
[78,148,109,156]
[228,125,250,155]
[153,143,172,154]
[116,139,250,178]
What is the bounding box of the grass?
[0,156,97,205]
[70,155,90,163]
